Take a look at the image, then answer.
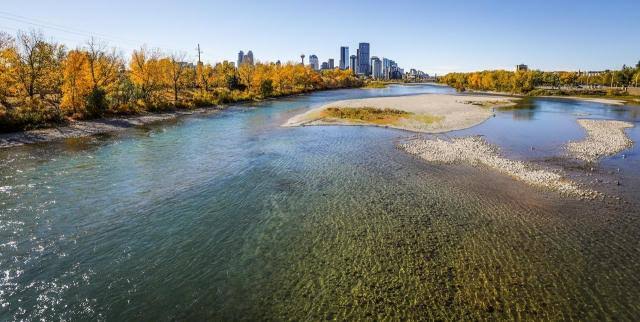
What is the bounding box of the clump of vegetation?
[320,107,443,126]
[363,81,387,89]
[322,107,410,124]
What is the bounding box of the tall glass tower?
[339,46,349,70]
[358,43,370,76]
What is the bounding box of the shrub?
[0,98,64,132]
[260,79,274,98]
[85,88,107,118]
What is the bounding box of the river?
[1,84,639,320]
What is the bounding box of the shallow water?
[1,85,639,320]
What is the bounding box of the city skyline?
[1,0,639,74]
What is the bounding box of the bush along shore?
[0,30,363,134]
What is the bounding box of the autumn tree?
[130,46,163,104]
[238,62,256,92]
[162,53,190,105]
[10,31,65,100]
[0,32,15,106]
[61,50,91,115]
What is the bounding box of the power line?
[0,10,141,46]
[0,11,192,57]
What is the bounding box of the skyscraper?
[237,50,244,67]
[382,58,394,79]
[371,56,382,79]
[349,55,357,74]
[245,50,254,65]
[358,43,370,76]
[309,55,319,70]
[328,59,334,69]
[339,46,349,70]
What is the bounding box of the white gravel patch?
[566,119,634,162]
[401,136,598,198]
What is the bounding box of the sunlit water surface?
[1,85,640,320]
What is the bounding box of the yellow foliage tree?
[61,50,91,115]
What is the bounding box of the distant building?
[382,58,392,79]
[406,68,430,81]
[237,50,244,67]
[516,64,528,72]
[350,55,357,74]
[339,46,349,70]
[321,62,329,70]
[358,43,370,76]
[328,59,335,69]
[384,59,402,80]
[371,56,382,79]
[309,55,319,70]
[238,50,254,66]
[245,51,254,65]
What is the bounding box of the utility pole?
[196,44,202,64]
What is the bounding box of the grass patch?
[363,81,388,89]
[319,107,443,126]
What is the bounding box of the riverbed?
[1,84,639,320]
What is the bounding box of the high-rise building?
[339,46,349,70]
[371,56,382,79]
[382,58,397,79]
[237,50,244,67]
[245,50,254,65]
[358,43,370,76]
[321,62,329,70]
[349,55,357,74]
[309,55,319,70]
[328,59,334,69]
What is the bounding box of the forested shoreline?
[0,30,362,133]
[439,65,640,96]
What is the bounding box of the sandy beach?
[284,94,518,133]
[566,119,634,162]
[0,108,220,149]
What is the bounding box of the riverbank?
[284,93,518,133]
[461,89,630,105]
[0,108,221,149]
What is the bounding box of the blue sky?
[1,0,639,74]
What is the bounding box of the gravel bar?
[401,136,598,199]
[566,119,634,163]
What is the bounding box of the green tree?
[259,79,273,97]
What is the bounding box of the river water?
[1,85,639,320]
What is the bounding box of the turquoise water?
[1,85,640,320]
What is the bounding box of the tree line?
[439,63,640,94]
[0,30,362,132]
